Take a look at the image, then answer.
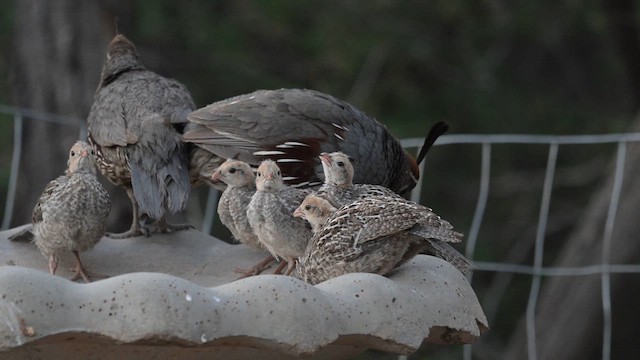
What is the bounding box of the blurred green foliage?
[113,0,637,138]
[2,1,637,135]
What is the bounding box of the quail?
[314,151,471,275]
[183,89,447,195]
[247,160,312,275]
[211,159,275,276]
[314,151,398,208]
[32,141,111,282]
[212,159,258,247]
[293,195,469,285]
[87,34,193,238]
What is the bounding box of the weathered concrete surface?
[0,226,487,359]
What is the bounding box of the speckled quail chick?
[247,160,312,275]
[32,141,111,282]
[293,195,468,285]
[87,34,193,238]
[313,151,471,273]
[183,89,448,195]
[314,151,398,208]
[211,159,275,275]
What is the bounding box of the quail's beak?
[211,171,222,183]
[264,172,275,181]
[293,206,304,218]
[74,149,92,172]
[319,152,331,166]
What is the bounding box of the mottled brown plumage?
[32,141,111,282]
[247,160,312,275]
[87,34,193,238]
[293,195,469,285]
[312,151,471,271]
[183,89,424,195]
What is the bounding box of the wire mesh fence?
[1,105,639,359]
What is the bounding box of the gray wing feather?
[408,224,464,243]
[184,89,404,187]
[128,115,190,219]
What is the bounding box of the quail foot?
[32,141,111,282]
[247,160,312,275]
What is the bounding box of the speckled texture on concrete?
[0,226,487,359]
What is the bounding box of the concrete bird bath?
[0,225,487,359]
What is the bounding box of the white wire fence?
[402,133,640,360]
[1,105,639,359]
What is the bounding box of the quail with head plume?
[183,89,446,195]
[293,194,470,285]
[87,34,194,238]
[247,160,312,275]
[32,141,111,282]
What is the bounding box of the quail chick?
[87,34,193,238]
[247,160,312,275]
[293,195,468,285]
[184,89,448,195]
[315,151,398,208]
[212,159,275,275]
[32,141,111,282]
[313,150,471,273]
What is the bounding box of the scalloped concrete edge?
[0,227,487,359]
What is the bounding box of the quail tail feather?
[408,224,464,243]
[425,240,472,276]
[129,148,190,220]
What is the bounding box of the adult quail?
[293,195,468,285]
[247,160,312,275]
[211,159,275,275]
[32,141,111,282]
[183,89,446,195]
[87,34,193,238]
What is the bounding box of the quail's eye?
[71,151,76,156]
[90,149,95,155]
[277,170,281,176]
[305,205,311,211]
[229,168,237,174]
[257,172,262,177]
[337,161,345,167]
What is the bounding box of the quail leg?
[145,216,194,234]
[106,188,148,239]
[283,258,297,276]
[235,255,276,279]
[48,256,58,275]
[69,251,106,283]
[272,260,288,275]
